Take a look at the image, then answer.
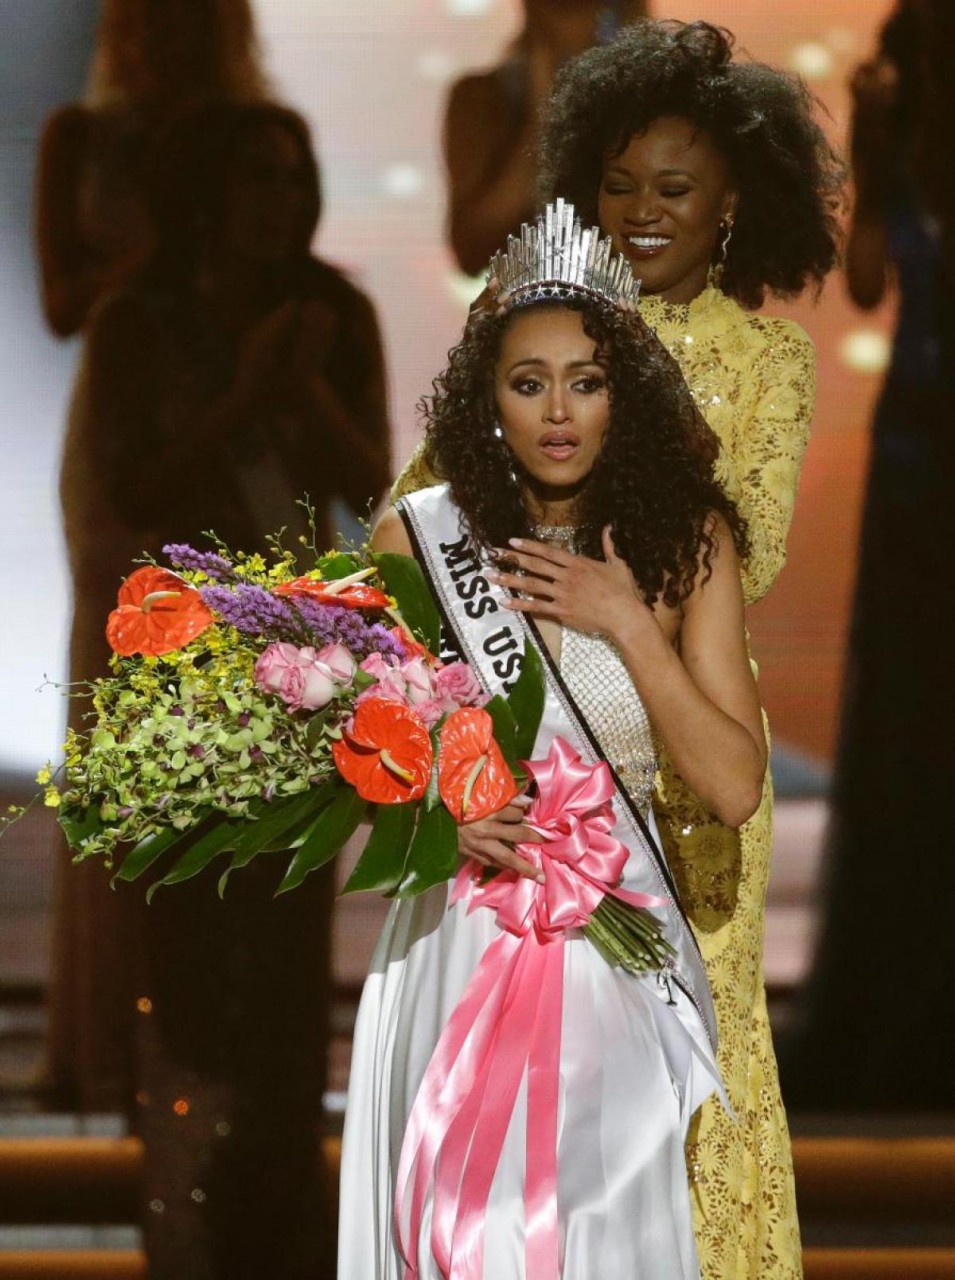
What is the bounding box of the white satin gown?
[337,627,722,1278]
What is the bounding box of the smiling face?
[597,115,737,304]
[494,305,610,521]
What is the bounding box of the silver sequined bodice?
[529,525,658,814]
[559,628,658,815]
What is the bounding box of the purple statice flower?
[202,580,414,660]
[201,583,301,639]
[164,544,235,581]
[287,597,353,648]
[367,622,408,662]
[292,598,408,661]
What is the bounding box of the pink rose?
[411,697,449,730]
[292,648,338,712]
[356,654,477,728]
[400,656,438,708]
[255,642,349,713]
[316,642,357,684]
[359,653,410,705]
[433,662,486,709]
[255,642,305,699]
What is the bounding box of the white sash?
[396,484,717,1053]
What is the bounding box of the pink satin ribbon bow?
[394,736,667,1279]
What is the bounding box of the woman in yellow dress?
[396,21,843,1278]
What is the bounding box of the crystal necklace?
[530,523,585,554]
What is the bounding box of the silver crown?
[488,198,641,310]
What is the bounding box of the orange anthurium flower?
[392,627,436,665]
[106,566,213,657]
[275,568,390,611]
[333,700,433,804]
[438,707,518,824]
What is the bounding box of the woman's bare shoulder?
[371,505,413,556]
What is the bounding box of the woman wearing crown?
[397,22,844,1276]
[338,206,768,1279]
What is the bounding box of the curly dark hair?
[539,20,845,309]
[422,297,747,607]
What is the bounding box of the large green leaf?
[217,843,264,900]
[145,817,240,903]
[507,641,545,760]
[341,801,417,895]
[112,823,191,886]
[277,786,368,895]
[259,807,328,853]
[317,551,363,580]
[305,706,338,751]
[233,788,331,855]
[373,551,441,654]
[216,784,338,896]
[484,694,519,770]
[394,802,458,898]
[60,803,106,852]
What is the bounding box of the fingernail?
[508,538,524,548]
[486,570,501,583]
[535,873,546,884]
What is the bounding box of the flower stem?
[583,895,674,976]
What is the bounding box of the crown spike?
[579,227,592,285]
[562,202,574,273]
[487,200,640,311]
[569,217,581,285]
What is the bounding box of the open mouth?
[538,431,580,461]
[625,235,673,257]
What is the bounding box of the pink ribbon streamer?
[394,736,667,1279]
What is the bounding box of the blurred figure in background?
[783,0,955,1109]
[58,100,387,1277]
[63,100,389,569]
[35,0,268,338]
[40,5,390,1269]
[35,0,275,1124]
[443,0,648,275]
[36,0,270,1124]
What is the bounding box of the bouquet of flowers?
[8,522,671,975]
[23,532,543,904]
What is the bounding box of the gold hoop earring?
[710,215,735,288]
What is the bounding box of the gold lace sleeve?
[725,320,815,605]
[390,439,440,503]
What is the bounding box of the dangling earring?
[710,214,735,289]
[492,421,519,485]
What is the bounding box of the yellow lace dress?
[393,285,814,1279]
